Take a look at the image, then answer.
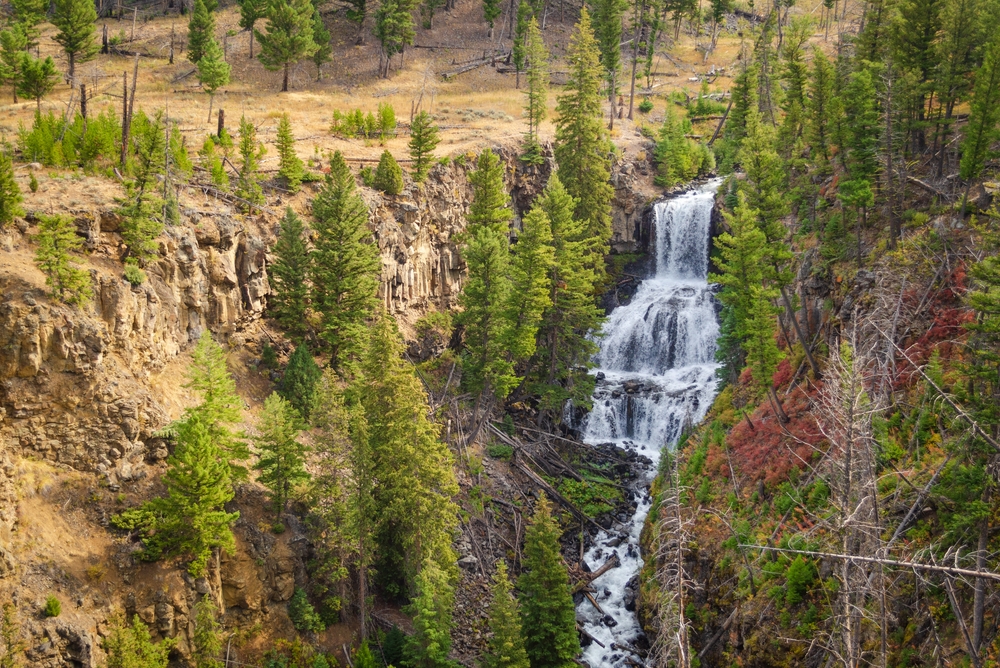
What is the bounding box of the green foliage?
[201,138,230,188]
[289,588,325,633]
[354,640,378,668]
[653,106,711,188]
[373,0,415,77]
[192,598,223,668]
[373,150,404,194]
[239,0,267,57]
[408,111,440,183]
[482,562,530,668]
[522,17,548,162]
[34,214,92,306]
[311,151,380,367]
[512,0,531,82]
[310,9,332,79]
[270,207,312,341]
[518,495,580,668]
[637,97,654,113]
[236,116,266,210]
[197,37,231,119]
[486,443,514,460]
[28,172,37,193]
[960,34,1000,191]
[483,0,502,32]
[384,627,407,667]
[784,556,816,607]
[255,393,309,513]
[403,559,455,668]
[16,53,58,110]
[277,114,306,191]
[123,260,146,286]
[0,603,24,668]
[256,0,317,91]
[42,596,60,618]
[102,614,176,668]
[188,0,216,64]
[589,0,627,94]
[556,477,621,516]
[118,109,167,262]
[0,26,28,103]
[281,345,322,419]
[52,0,98,78]
[0,151,23,228]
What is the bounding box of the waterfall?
[577,180,722,667]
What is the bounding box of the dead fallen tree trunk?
[572,554,621,593]
[512,449,604,531]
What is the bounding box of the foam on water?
[577,180,722,667]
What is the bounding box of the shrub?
[123,260,146,285]
[372,150,403,195]
[638,97,654,113]
[360,165,375,188]
[288,588,324,633]
[382,626,406,666]
[486,443,513,460]
[272,522,285,534]
[784,556,815,607]
[378,102,397,140]
[29,172,38,192]
[43,595,60,617]
[261,343,278,368]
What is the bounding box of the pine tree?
[17,53,58,112]
[52,0,98,80]
[270,207,311,341]
[590,0,628,116]
[512,1,531,89]
[255,392,310,513]
[806,48,837,170]
[718,63,758,170]
[118,110,166,262]
[743,284,785,418]
[188,0,216,64]
[280,343,322,421]
[192,598,223,668]
[0,603,24,668]
[0,151,24,228]
[408,111,440,183]
[276,113,305,191]
[197,37,230,123]
[147,414,240,575]
[484,0,502,37]
[554,8,613,272]
[239,0,266,58]
[34,214,92,307]
[482,562,530,668]
[182,331,250,481]
[355,313,458,593]
[10,0,46,44]
[459,149,515,404]
[311,8,332,79]
[518,495,580,668]
[0,26,28,104]
[420,0,444,28]
[933,0,984,176]
[737,100,788,246]
[373,0,415,78]
[403,560,455,668]
[102,614,176,668]
[235,116,265,210]
[373,149,404,194]
[256,0,317,92]
[530,174,602,414]
[502,204,554,380]
[960,34,1000,212]
[654,105,698,188]
[311,151,380,368]
[522,17,548,162]
[839,67,880,266]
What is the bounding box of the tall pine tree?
[482,562,530,668]
[269,207,311,341]
[255,0,317,92]
[409,111,440,183]
[52,0,98,80]
[403,560,455,668]
[188,0,216,64]
[254,392,310,514]
[522,17,549,163]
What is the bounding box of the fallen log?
[577,625,606,649]
[512,451,604,531]
[572,554,621,593]
[584,592,605,615]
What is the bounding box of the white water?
[577,181,722,667]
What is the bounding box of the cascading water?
[577,180,722,667]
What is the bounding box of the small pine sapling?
[408,110,440,183]
[372,149,403,195]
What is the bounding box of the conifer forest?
[0,0,998,661]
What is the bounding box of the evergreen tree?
[182,331,250,481]
[806,48,837,170]
[718,63,758,169]
[743,284,785,418]
[522,18,548,162]
[518,495,580,668]
[10,0,46,44]
[354,313,459,594]
[145,414,240,575]
[403,560,455,668]
[0,603,24,668]
[654,105,699,188]
[373,0,415,78]
[530,174,602,414]
[590,0,628,112]
[192,598,223,668]
[420,0,444,29]
[482,562,530,668]
[280,343,322,421]
[17,53,58,112]
[52,0,98,80]
[197,37,230,122]
[255,392,310,513]
[188,0,216,65]
[102,614,175,668]
[0,151,24,228]
[554,8,613,272]
[408,111,440,183]
[373,149,404,194]
[311,151,380,368]
[344,0,368,42]
[256,0,317,92]
[276,113,305,191]
[0,26,29,104]
[118,110,166,262]
[270,207,312,341]
[311,8,332,79]
[839,67,880,266]
[483,0,502,37]
[502,204,554,380]
[737,100,788,246]
[239,0,267,58]
[35,214,92,307]
[459,149,515,404]
[960,34,1000,212]
[512,0,531,89]
[235,116,265,210]
[933,0,984,175]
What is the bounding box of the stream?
[576,180,722,667]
